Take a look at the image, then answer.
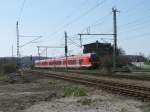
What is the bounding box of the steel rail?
[25,70,150,101]
[29,70,150,92]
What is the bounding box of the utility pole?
[16,21,42,69]
[16,21,19,57]
[46,48,48,58]
[112,8,118,71]
[37,46,40,60]
[79,34,82,47]
[16,21,20,67]
[65,31,68,70]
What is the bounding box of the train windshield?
[90,53,99,62]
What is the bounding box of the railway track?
[25,70,150,101]
[34,69,150,81]
[68,70,150,81]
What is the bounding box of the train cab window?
[90,53,99,62]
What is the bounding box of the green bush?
[0,75,9,81]
[64,86,87,97]
[1,63,17,73]
[100,56,113,71]
[144,60,150,65]
[100,56,129,70]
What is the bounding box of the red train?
[34,53,100,69]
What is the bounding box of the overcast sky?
[0,0,150,57]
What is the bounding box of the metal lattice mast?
[16,21,19,58]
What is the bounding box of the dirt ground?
[0,73,150,112]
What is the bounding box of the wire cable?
[119,15,150,28]
[78,12,111,34]
[46,0,107,40]
[119,19,150,34]
[65,12,112,48]
[120,32,150,41]
[68,37,81,47]
[120,0,146,16]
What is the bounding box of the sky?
[0,0,150,57]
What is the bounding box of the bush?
[100,56,113,71]
[1,63,17,73]
[117,56,130,67]
[144,60,150,65]
[100,56,130,70]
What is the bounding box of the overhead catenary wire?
[66,9,118,49]
[62,0,107,28]
[120,32,150,41]
[105,0,149,33]
[68,1,149,50]
[20,36,42,48]
[119,20,150,34]
[120,0,146,16]
[119,15,150,28]
[49,0,89,38]
[62,0,89,21]
[66,12,111,47]
[77,12,111,34]
[16,0,150,57]
[68,37,81,47]
[53,0,109,48]
[45,0,108,40]
[105,10,150,34]
[90,13,111,27]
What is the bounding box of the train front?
[89,53,100,68]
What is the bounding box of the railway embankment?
[0,71,149,112]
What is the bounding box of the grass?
[48,80,56,85]
[120,107,128,112]
[64,86,87,97]
[0,74,9,81]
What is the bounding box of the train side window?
[68,60,73,65]
[63,61,66,65]
[68,60,70,65]
[74,60,77,64]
